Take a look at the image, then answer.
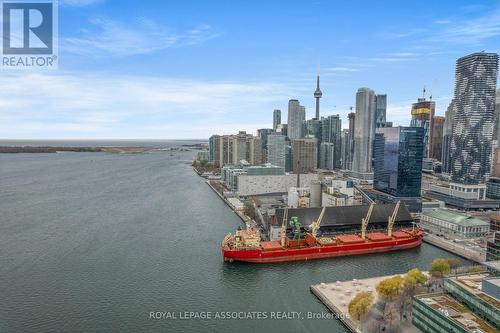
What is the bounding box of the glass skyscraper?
[273,109,281,131]
[352,87,376,175]
[409,97,435,158]
[373,127,424,197]
[450,52,499,185]
[321,114,342,169]
[287,99,305,140]
[267,134,286,168]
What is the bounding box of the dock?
[423,233,486,263]
[206,180,250,224]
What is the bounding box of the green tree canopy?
[348,291,374,321]
[402,268,428,295]
[376,276,403,299]
[429,258,451,278]
[406,268,428,285]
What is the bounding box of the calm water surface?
[0,151,465,332]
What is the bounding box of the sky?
[1,0,500,139]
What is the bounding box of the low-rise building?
[321,178,357,207]
[487,232,500,262]
[236,173,318,196]
[426,183,500,210]
[420,208,490,239]
[288,187,311,208]
[487,177,500,199]
[413,274,499,333]
[413,293,496,333]
[444,274,500,329]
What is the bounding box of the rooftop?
[448,274,500,309]
[482,261,500,274]
[416,293,497,333]
[274,203,414,228]
[423,208,490,227]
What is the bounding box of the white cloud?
[60,0,103,6]
[62,17,221,56]
[0,72,288,139]
[434,19,451,25]
[326,67,359,72]
[436,8,500,44]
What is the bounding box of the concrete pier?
[423,234,486,263]
[311,274,422,333]
[206,180,250,224]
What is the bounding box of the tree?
[348,291,374,321]
[399,269,428,321]
[446,258,462,273]
[376,276,403,299]
[243,201,256,220]
[406,268,428,285]
[429,259,451,278]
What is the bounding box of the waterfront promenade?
[423,233,486,263]
[311,275,423,333]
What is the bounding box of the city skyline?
[1,1,500,139]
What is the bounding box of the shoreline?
[0,145,203,154]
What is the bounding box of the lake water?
[0,150,465,332]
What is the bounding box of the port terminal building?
[267,203,415,239]
[420,208,490,239]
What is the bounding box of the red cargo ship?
[222,202,423,263]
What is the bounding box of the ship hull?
[222,234,422,264]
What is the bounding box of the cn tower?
[314,67,322,120]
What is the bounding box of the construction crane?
[361,202,375,240]
[280,208,288,247]
[387,201,401,238]
[309,206,326,238]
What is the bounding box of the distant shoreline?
[0,143,205,154]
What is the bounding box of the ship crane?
[309,206,326,238]
[387,201,401,238]
[361,202,375,240]
[280,208,288,247]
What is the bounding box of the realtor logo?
[1,0,58,68]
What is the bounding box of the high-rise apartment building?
[352,88,376,178]
[345,112,355,170]
[442,101,455,174]
[209,135,221,166]
[431,116,445,161]
[306,118,322,167]
[287,99,306,140]
[257,128,274,163]
[285,145,293,172]
[375,94,387,128]
[373,127,424,197]
[321,114,342,169]
[495,89,500,142]
[273,109,281,131]
[450,52,499,185]
[292,138,317,173]
[267,134,286,168]
[341,129,350,170]
[276,123,288,137]
[410,96,435,158]
[208,132,262,167]
[319,142,335,170]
